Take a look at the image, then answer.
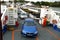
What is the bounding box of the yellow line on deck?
[12,30,14,40]
[46,28,60,40]
[36,36,38,40]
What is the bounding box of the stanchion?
[0,1,3,40]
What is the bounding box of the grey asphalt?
[3,17,60,40]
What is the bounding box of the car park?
[21,18,38,37]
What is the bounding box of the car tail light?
[15,21,19,27]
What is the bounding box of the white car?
[19,13,28,19]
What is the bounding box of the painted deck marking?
[46,28,60,40]
[12,30,14,40]
[36,36,38,40]
[11,28,60,40]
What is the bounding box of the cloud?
[25,0,60,2]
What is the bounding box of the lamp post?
[0,1,3,40]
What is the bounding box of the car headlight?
[34,31,38,34]
[22,30,26,34]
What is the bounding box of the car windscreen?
[24,21,35,26]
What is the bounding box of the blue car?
[21,18,38,37]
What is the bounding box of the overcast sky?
[1,0,60,2]
[25,0,60,2]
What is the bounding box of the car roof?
[25,18,34,22]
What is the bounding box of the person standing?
[42,15,47,27]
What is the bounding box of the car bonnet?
[23,26,37,33]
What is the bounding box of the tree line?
[31,1,60,7]
[1,0,60,7]
[15,1,60,7]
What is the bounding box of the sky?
[1,0,60,2]
[25,0,60,2]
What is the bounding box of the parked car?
[19,13,28,19]
[21,18,38,37]
[18,9,22,15]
